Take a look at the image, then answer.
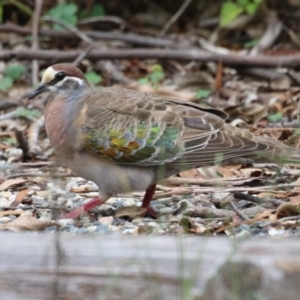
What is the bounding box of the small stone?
[36,191,49,198]
[32,195,46,205]
[6,148,22,159]
[148,222,157,227]
[158,207,174,214]
[57,218,75,227]
[39,211,52,220]
[0,191,12,198]
[57,196,67,205]
[122,225,138,235]
[123,198,137,206]
[0,216,11,223]
[0,197,11,208]
[29,185,41,191]
[86,225,98,233]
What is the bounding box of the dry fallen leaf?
[276,203,300,220]
[115,206,146,218]
[0,178,27,191]
[98,216,114,226]
[70,184,98,193]
[0,211,57,232]
[0,209,23,217]
[11,188,30,207]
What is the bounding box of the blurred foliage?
[195,89,211,100]
[85,71,102,86]
[45,2,105,29]
[138,64,165,92]
[45,3,78,29]
[15,108,42,120]
[220,0,263,27]
[268,112,283,123]
[0,63,25,92]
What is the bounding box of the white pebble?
[0,191,12,198]
[56,219,75,227]
[0,216,11,223]
[123,198,137,206]
[5,148,23,158]
[0,197,11,208]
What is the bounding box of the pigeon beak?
[28,83,49,100]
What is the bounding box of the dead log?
[0,233,300,300]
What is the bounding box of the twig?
[250,11,283,56]
[0,108,22,121]
[7,172,74,179]
[42,16,94,44]
[0,100,19,110]
[229,200,250,221]
[31,0,43,86]
[233,192,265,204]
[0,23,178,48]
[1,49,300,68]
[159,0,193,36]
[27,115,44,156]
[72,44,94,66]
[78,16,128,30]
[14,129,31,161]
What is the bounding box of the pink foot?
[140,184,157,218]
[60,197,104,219]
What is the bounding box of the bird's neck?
[44,91,87,151]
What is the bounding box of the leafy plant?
[79,4,105,19]
[5,64,26,79]
[85,71,102,86]
[138,64,165,91]
[268,112,283,123]
[3,137,17,145]
[0,63,25,92]
[15,108,42,120]
[195,89,211,100]
[46,3,78,29]
[220,0,262,27]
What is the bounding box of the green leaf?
[243,39,259,48]
[15,108,42,119]
[195,89,211,99]
[237,0,249,6]
[149,71,165,84]
[0,4,3,23]
[46,3,78,29]
[3,138,17,145]
[5,64,26,80]
[245,3,259,14]
[150,64,163,73]
[268,112,283,123]
[90,4,105,17]
[85,72,102,85]
[220,2,244,27]
[138,78,149,85]
[0,77,13,91]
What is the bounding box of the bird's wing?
[79,87,292,168]
[79,87,229,166]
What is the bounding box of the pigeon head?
[28,64,89,100]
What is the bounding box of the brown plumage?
[28,63,300,218]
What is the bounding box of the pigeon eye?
[55,72,65,81]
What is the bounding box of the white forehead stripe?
[56,76,84,87]
[41,66,56,84]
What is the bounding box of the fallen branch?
[1,49,300,68]
[0,23,176,48]
[1,233,300,300]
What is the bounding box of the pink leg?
[60,197,104,219]
[141,184,157,218]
